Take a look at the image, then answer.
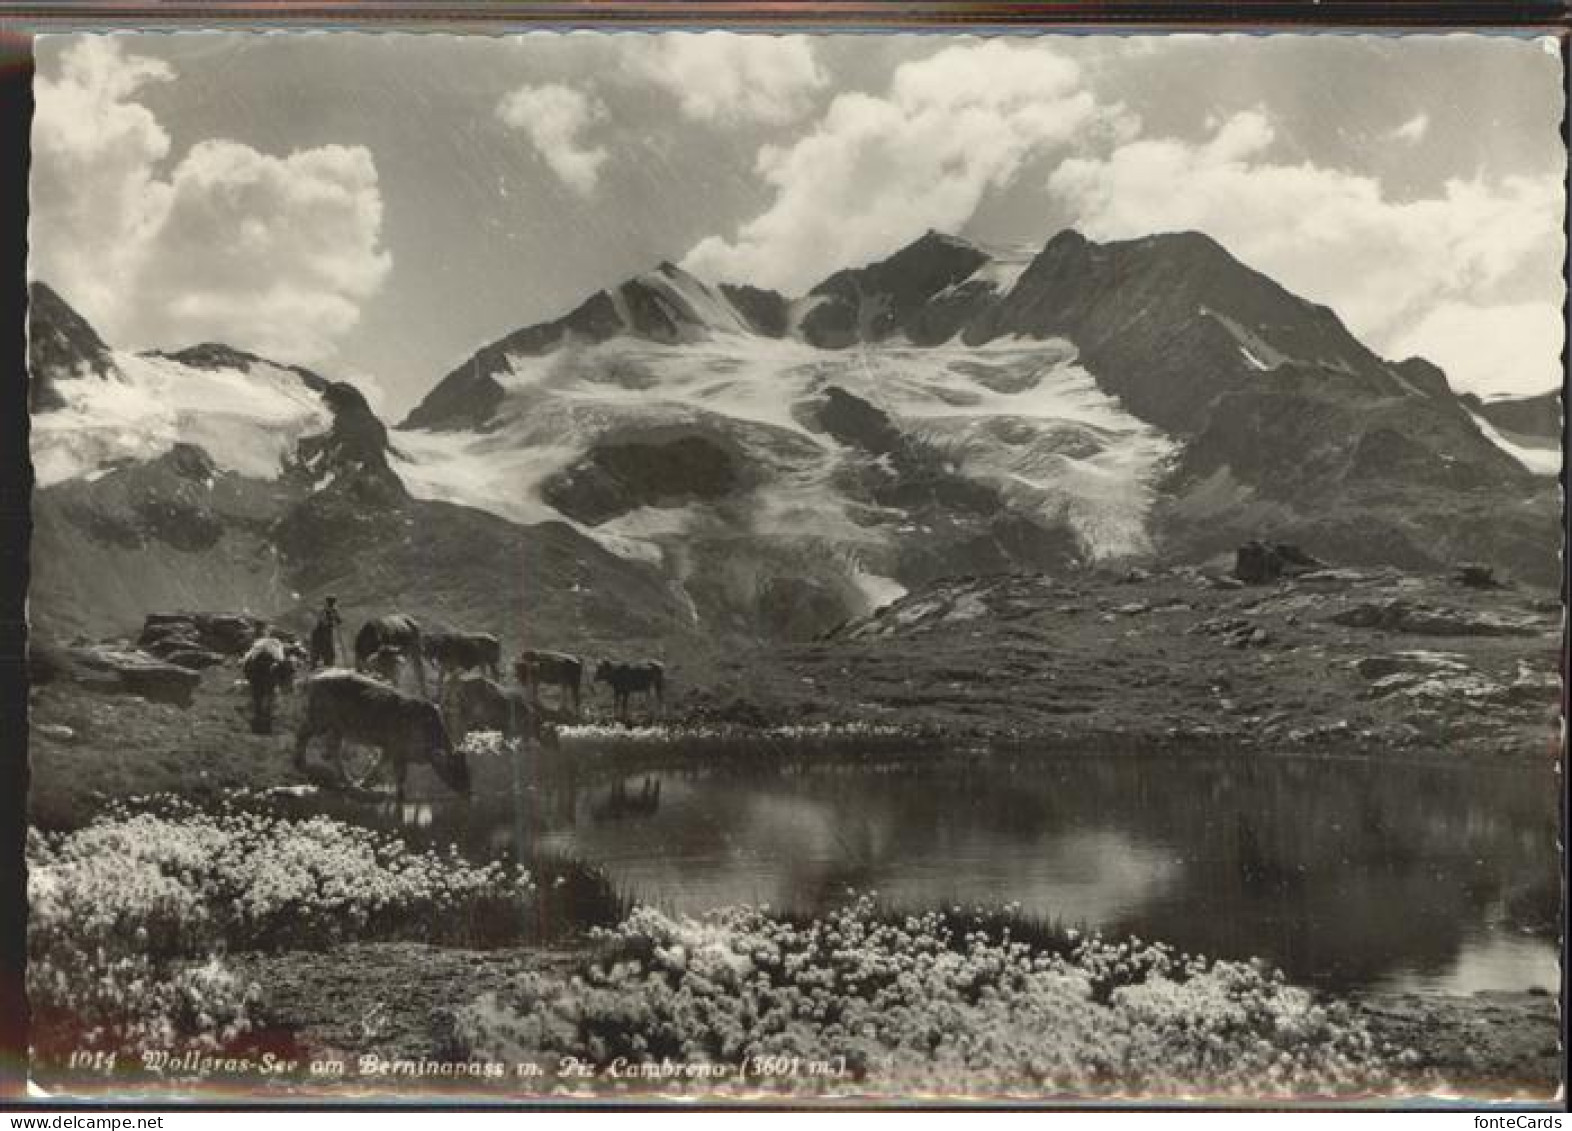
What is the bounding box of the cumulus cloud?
[1047,110,1564,396]
[683,39,1123,292]
[31,37,174,330]
[1388,301,1563,400]
[496,83,608,195]
[624,34,826,126]
[31,37,391,364]
[135,141,391,360]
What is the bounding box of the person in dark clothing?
[310,596,343,669]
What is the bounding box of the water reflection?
[305,749,1561,997]
[590,776,663,822]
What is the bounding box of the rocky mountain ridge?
[393,227,1560,607]
[26,225,1563,648]
[26,289,694,648]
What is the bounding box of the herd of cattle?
[240,613,666,802]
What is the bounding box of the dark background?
[1,26,31,1103]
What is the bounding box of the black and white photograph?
[18,27,1566,1103]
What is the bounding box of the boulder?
[1293,568,1376,589]
[1234,541,1326,584]
[1453,563,1505,590]
[1354,651,1469,681]
[138,619,197,648]
[65,646,201,706]
[1330,599,1539,637]
[145,634,203,659]
[203,614,263,654]
[1367,669,1509,704]
[138,612,269,656]
[164,648,227,671]
[142,613,197,631]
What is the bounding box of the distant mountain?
[29,226,1562,650]
[26,286,696,649]
[394,228,1559,627]
[1462,390,1561,443]
[393,245,1162,636]
[401,262,774,432]
[797,229,993,348]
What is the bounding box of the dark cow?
[447,673,559,750]
[241,636,299,734]
[425,631,502,693]
[593,659,665,722]
[514,650,583,717]
[354,614,428,695]
[294,670,468,802]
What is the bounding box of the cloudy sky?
[31,31,1565,415]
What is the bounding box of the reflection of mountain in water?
[259,747,1557,995]
[511,754,1557,994]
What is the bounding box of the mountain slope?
[975,234,1553,583]
[396,228,1560,605]
[27,280,121,412]
[392,316,1173,635]
[29,222,1562,650]
[1457,390,1561,479]
[27,287,700,648]
[401,263,768,433]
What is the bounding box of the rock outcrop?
[1234,541,1326,585]
[64,646,203,706]
[139,612,270,656]
[1329,599,1541,637]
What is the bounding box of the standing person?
[309,596,343,669]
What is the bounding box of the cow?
[514,650,583,718]
[240,636,299,734]
[593,659,665,723]
[353,614,428,696]
[447,673,560,750]
[294,670,468,802]
[424,631,502,695]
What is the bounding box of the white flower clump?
[453,897,1394,1098]
[31,803,535,950]
[27,799,539,1061]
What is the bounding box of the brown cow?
[294,670,468,802]
[447,673,559,750]
[514,650,583,717]
[426,632,502,676]
[354,614,429,695]
[241,636,299,735]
